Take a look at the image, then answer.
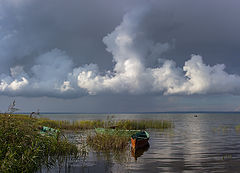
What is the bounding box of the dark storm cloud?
[0,0,139,72]
[139,0,240,73]
[0,0,240,98]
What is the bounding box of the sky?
[0,0,240,113]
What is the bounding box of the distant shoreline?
[16,111,240,115]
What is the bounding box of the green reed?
[114,119,173,130]
[36,118,173,131]
[86,119,172,152]
[36,118,105,130]
[86,133,130,151]
[0,114,78,173]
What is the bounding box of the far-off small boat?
[131,131,149,150]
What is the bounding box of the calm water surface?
[40,113,240,173]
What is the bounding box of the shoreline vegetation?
[0,114,78,173]
[37,118,173,130]
[0,113,173,172]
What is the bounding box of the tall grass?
[35,118,173,131]
[36,118,105,130]
[87,133,129,151]
[115,119,173,130]
[236,125,240,132]
[86,119,172,152]
[0,114,78,173]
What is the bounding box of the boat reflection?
[131,142,150,160]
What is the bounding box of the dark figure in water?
[30,112,35,118]
[30,109,40,118]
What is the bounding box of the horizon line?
[16,111,240,114]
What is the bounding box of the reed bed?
[36,118,105,130]
[36,118,173,131]
[115,119,173,130]
[235,125,240,132]
[86,133,129,151]
[86,119,172,152]
[0,114,78,173]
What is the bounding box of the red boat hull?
[131,137,149,150]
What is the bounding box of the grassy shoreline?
[0,114,78,173]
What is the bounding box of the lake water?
[39,113,240,173]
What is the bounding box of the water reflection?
[131,143,150,160]
[40,113,240,172]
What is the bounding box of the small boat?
[39,126,60,137]
[131,131,149,150]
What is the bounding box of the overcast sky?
[0,0,240,113]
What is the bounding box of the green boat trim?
[39,126,60,136]
[131,131,150,140]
